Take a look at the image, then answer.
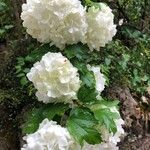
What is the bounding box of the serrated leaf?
[74,62,98,103]
[93,108,119,134]
[64,44,89,61]
[90,100,120,134]
[95,99,120,108]
[74,62,95,88]
[67,107,102,145]
[77,85,98,103]
[22,103,68,134]
[25,44,59,63]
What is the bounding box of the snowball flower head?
[87,65,106,93]
[21,0,87,49]
[27,52,81,103]
[86,3,117,51]
[21,119,79,150]
[82,142,119,150]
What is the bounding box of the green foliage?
[64,44,89,61]
[67,107,102,145]
[90,100,120,134]
[1,0,149,147]
[101,27,150,94]
[77,85,98,103]
[118,0,146,23]
[0,89,21,105]
[22,103,68,134]
[0,24,14,39]
[0,0,13,40]
[64,44,100,104]
[75,62,98,103]
[0,2,7,12]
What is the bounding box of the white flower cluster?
[87,65,106,93]
[21,119,80,150]
[21,0,87,49]
[27,52,81,103]
[21,0,116,51]
[22,115,124,150]
[86,3,117,51]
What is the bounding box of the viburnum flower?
[82,142,119,150]
[21,0,87,49]
[27,52,81,103]
[87,65,106,93]
[21,116,124,150]
[86,3,117,51]
[21,119,80,150]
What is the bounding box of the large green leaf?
[67,107,102,145]
[74,62,98,103]
[93,108,119,134]
[64,44,101,104]
[64,44,89,61]
[90,100,120,134]
[74,62,96,88]
[22,103,68,134]
[77,85,98,103]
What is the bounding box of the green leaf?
[41,104,68,119]
[16,73,25,78]
[77,85,98,103]
[64,44,89,61]
[0,29,6,36]
[25,44,59,63]
[93,108,119,134]
[22,107,43,134]
[23,68,30,73]
[74,62,95,88]
[67,107,102,145]
[22,103,68,134]
[20,76,28,86]
[94,99,120,108]
[0,2,7,12]
[74,62,98,103]
[90,100,120,134]
[105,58,111,66]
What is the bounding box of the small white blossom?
[87,65,106,93]
[27,52,81,103]
[21,119,80,150]
[21,0,87,49]
[118,19,124,26]
[86,3,117,51]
